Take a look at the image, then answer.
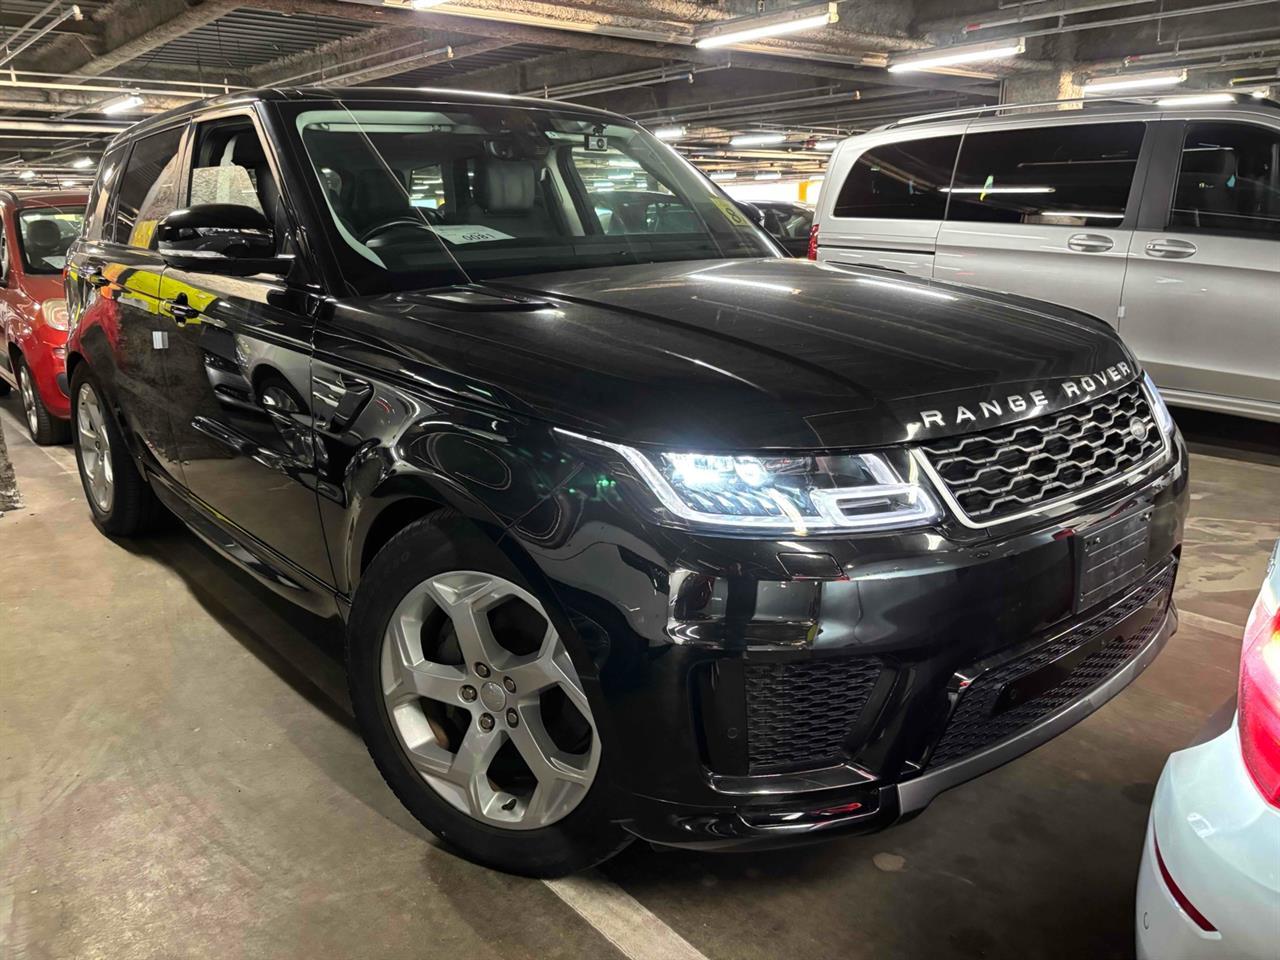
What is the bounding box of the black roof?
[113,85,633,147]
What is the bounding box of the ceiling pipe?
[952,0,1280,42]
[0,3,83,71]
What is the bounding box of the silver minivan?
[812,99,1280,423]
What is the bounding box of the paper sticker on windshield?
[429,225,515,244]
[710,197,751,228]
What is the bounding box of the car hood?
[327,258,1139,450]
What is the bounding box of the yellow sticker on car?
[710,197,751,228]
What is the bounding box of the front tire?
[18,359,68,445]
[347,513,628,876]
[70,365,161,536]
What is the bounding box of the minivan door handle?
[1067,233,1114,253]
[1144,238,1197,259]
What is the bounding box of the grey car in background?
[811,99,1280,423]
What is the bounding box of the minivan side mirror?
[156,203,292,277]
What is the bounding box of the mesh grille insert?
[921,381,1165,525]
[744,657,881,772]
[927,565,1174,769]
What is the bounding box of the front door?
[934,120,1147,327]
[159,111,332,584]
[1121,119,1280,416]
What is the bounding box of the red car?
[0,190,88,444]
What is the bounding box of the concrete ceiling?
[1,0,1277,187]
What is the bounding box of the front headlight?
[1143,371,1175,438]
[559,430,939,534]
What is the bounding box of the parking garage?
[1,2,1278,958]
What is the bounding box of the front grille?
[921,381,1165,525]
[927,564,1174,769]
[744,657,880,771]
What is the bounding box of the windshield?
[17,206,84,274]
[287,100,778,294]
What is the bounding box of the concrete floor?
[2,396,1277,960]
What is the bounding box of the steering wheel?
[359,211,441,244]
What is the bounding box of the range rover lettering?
[63,88,1189,876]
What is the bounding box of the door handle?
[1145,238,1196,259]
[83,265,110,288]
[1067,233,1114,253]
[164,296,201,325]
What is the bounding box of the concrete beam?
[22,0,237,78]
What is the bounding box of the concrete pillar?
[1001,68,1083,108]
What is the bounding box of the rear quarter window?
[832,135,961,220]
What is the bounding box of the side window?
[188,116,285,251]
[947,122,1145,226]
[110,126,185,248]
[567,145,697,234]
[83,142,128,242]
[0,209,9,282]
[832,135,960,220]
[1170,122,1280,238]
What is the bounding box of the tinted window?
[832,135,960,219]
[187,117,285,254]
[948,122,1145,226]
[83,142,127,241]
[1170,121,1280,237]
[111,126,184,248]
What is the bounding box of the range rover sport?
[63,88,1189,876]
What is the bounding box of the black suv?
[64,88,1189,876]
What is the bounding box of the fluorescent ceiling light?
[813,140,841,151]
[1083,69,1186,93]
[709,171,737,181]
[608,172,634,180]
[18,170,35,180]
[1251,88,1269,98]
[888,38,1025,74]
[593,179,612,189]
[608,158,640,168]
[72,157,93,169]
[807,175,825,183]
[941,186,1054,194]
[101,93,144,115]
[652,125,687,140]
[730,132,786,147]
[1156,93,1235,107]
[695,6,836,50]
[61,179,79,187]
[755,171,782,180]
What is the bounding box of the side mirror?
[157,204,291,277]
[734,200,766,229]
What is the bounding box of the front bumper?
[1136,709,1280,960]
[517,432,1190,849]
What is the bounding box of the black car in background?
[63,88,1188,876]
[738,199,815,256]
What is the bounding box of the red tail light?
[807,223,819,260]
[1239,565,1280,806]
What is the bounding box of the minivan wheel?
[18,359,68,445]
[70,365,162,536]
[347,514,629,876]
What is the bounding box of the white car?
[1136,541,1280,958]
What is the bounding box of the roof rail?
[877,90,1276,131]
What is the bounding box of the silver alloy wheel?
[19,366,37,436]
[380,570,600,830]
[76,382,114,512]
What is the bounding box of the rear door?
[816,131,962,277]
[1122,118,1280,416]
[66,126,188,481]
[934,119,1148,326]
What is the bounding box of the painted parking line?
[544,871,710,960]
